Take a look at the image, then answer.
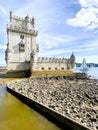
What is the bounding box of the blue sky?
[0,0,98,66]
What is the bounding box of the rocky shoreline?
[7,74,98,130]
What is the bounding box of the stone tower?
[70,52,75,68]
[5,12,75,77]
[5,11,38,72]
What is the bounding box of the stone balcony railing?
[7,25,38,36]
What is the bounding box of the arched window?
[41,68,44,70]
[61,67,64,70]
[20,35,24,40]
[19,43,25,52]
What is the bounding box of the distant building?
[5,12,75,76]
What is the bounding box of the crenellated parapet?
[10,11,35,25]
[7,25,38,36]
[7,11,38,36]
[37,57,67,63]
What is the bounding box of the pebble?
[7,75,98,130]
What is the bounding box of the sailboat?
[80,58,88,72]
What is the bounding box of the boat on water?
[80,58,88,72]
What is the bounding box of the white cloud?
[0,45,6,50]
[39,45,97,58]
[38,35,70,51]
[39,48,71,57]
[42,38,98,58]
[66,0,98,30]
[76,55,98,63]
[37,32,98,58]
[79,0,98,8]
[77,39,98,49]
[0,5,7,17]
[0,54,6,66]
[0,0,97,64]
[13,0,63,35]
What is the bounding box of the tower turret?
[5,11,38,75]
[70,52,75,68]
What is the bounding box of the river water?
[74,67,98,79]
[0,86,60,130]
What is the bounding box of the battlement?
[10,11,35,24]
[8,11,36,34]
[7,25,38,36]
[37,57,67,63]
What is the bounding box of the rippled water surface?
[74,67,98,79]
[0,87,60,130]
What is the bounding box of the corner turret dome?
[70,52,75,68]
